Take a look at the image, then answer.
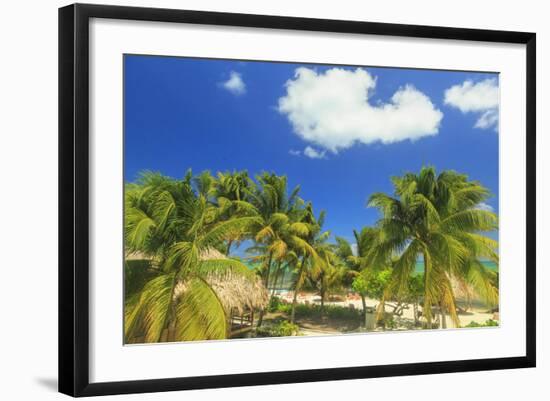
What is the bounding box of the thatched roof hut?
[199,248,269,313]
[126,247,268,313]
[174,247,269,314]
[451,276,497,310]
[125,251,149,261]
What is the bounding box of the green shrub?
[464,319,499,328]
[293,303,316,317]
[382,314,398,329]
[352,269,392,300]
[255,320,299,337]
[267,296,280,312]
[273,302,291,314]
[325,304,361,320]
[276,302,361,320]
[276,321,300,336]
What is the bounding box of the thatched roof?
[207,270,269,314]
[174,247,269,313]
[451,277,472,300]
[125,251,149,261]
[451,276,492,307]
[199,247,227,261]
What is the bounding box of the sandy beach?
[273,290,497,332]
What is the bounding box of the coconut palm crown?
[124,172,262,342]
[366,166,499,327]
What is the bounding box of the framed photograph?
[59,3,536,397]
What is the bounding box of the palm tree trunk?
[375,294,386,325]
[158,276,178,342]
[264,252,274,289]
[440,302,447,329]
[422,251,433,329]
[270,261,282,297]
[225,239,233,256]
[377,302,386,327]
[256,310,265,328]
[361,294,368,328]
[290,256,308,324]
[318,272,326,315]
[320,287,325,315]
[290,288,299,324]
[257,252,274,328]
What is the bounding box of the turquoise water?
[243,262,295,290]
[246,261,498,274]
[243,260,498,291]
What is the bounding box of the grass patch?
[463,319,499,328]
[255,320,300,337]
[273,300,361,321]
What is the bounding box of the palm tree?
[289,204,323,324]
[211,170,255,255]
[245,173,304,289]
[193,169,216,199]
[235,172,315,326]
[309,249,346,314]
[214,170,253,202]
[270,250,299,297]
[366,167,499,328]
[124,172,261,342]
[336,227,385,327]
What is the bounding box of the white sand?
[275,290,497,329]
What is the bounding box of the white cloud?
[303,146,326,159]
[277,67,443,153]
[476,202,494,212]
[221,71,246,95]
[474,109,499,130]
[444,78,499,130]
[289,147,326,159]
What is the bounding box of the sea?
[244,260,497,291]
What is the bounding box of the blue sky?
[124,55,499,243]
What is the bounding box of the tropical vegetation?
[124,166,499,343]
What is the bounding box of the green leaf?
[175,278,227,341]
[125,273,176,343]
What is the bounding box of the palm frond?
[288,222,310,237]
[269,212,290,227]
[174,278,227,341]
[429,232,468,275]
[411,193,441,226]
[334,236,353,260]
[151,190,176,229]
[124,273,176,343]
[465,260,499,307]
[269,239,288,260]
[164,241,199,273]
[367,193,402,219]
[440,209,498,233]
[125,207,156,251]
[196,258,254,279]
[389,239,422,294]
[199,216,260,248]
[456,233,499,262]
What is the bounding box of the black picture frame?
[59,3,536,397]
